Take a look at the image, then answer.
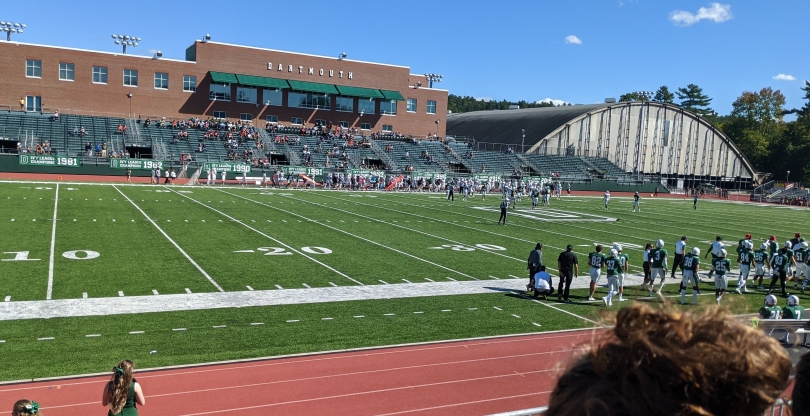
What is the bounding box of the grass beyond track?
[0,181,807,380]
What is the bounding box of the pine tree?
[653,86,674,103]
[676,84,713,116]
[619,92,648,102]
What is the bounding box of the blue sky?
[3,0,807,115]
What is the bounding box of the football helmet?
[802,242,809,250]
[691,247,700,256]
[745,240,754,250]
[609,249,619,257]
[760,243,768,250]
[785,241,793,248]
[765,294,777,307]
[656,239,665,248]
[719,249,728,258]
[788,295,800,307]
[613,244,622,252]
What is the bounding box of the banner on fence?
[109,159,164,170]
[18,155,81,168]
[203,162,251,173]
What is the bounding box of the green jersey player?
[680,247,701,305]
[783,295,805,319]
[796,242,809,293]
[587,245,607,301]
[714,249,732,304]
[613,244,630,302]
[753,243,771,289]
[735,241,754,294]
[602,249,623,307]
[759,294,782,319]
[649,239,669,297]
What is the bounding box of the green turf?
[0,182,807,380]
[0,292,590,380]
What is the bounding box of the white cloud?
[772,74,796,81]
[564,35,582,45]
[669,3,733,26]
[537,98,568,106]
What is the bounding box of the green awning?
[380,90,406,101]
[235,74,289,89]
[209,72,237,84]
[335,85,384,99]
[287,80,339,95]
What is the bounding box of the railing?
[444,144,476,173]
[369,139,397,170]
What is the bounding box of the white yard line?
[46,183,59,300]
[169,188,363,286]
[222,190,482,281]
[113,186,224,292]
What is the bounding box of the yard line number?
[427,244,507,251]
[2,250,100,261]
[234,246,333,256]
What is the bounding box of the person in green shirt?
[587,245,607,301]
[783,295,804,319]
[680,247,701,305]
[613,244,630,302]
[769,236,779,258]
[103,359,146,416]
[602,249,623,307]
[714,249,732,305]
[649,239,668,297]
[735,240,754,294]
[753,242,771,289]
[769,247,791,297]
[797,242,809,293]
[759,294,782,319]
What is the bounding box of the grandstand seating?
[0,110,633,180]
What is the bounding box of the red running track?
[0,330,598,416]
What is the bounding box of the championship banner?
[283,166,323,176]
[348,169,384,177]
[109,159,164,170]
[18,155,81,168]
[203,162,251,173]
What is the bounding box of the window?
[338,121,349,129]
[266,115,278,124]
[406,98,417,112]
[123,69,138,87]
[154,72,169,89]
[236,87,257,103]
[291,117,303,125]
[213,111,226,119]
[382,124,393,132]
[426,100,437,114]
[59,63,75,81]
[358,99,375,115]
[380,100,397,116]
[92,66,108,84]
[183,75,197,92]
[26,60,42,78]
[263,89,282,106]
[26,96,42,112]
[336,96,354,112]
[288,91,330,110]
[209,83,231,101]
[360,123,371,130]
[240,113,253,121]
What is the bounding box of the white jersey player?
[221,170,226,185]
[603,191,610,210]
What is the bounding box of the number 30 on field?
[2,250,100,261]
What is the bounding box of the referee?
[672,236,687,278]
[557,245,579,303]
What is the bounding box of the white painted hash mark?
[4,296,10,302]
[251,322,265,325]
[152,289,159,295]
[493,307,502,311]
[82,292,87,299]
[185,288,192,294]
[172,328,187,331]
[86,334,101,338]
[378,279,389,285]
[328,282,337,287]
[118,291,124,297]
[533,322,542,327]
[286,320,299,323]
[413,311,424,314]
[512,314,521,319]
[425,278,435,282]
[446,276,457,281]
[322,317,333,320]
[38,337,54,341]
[489,275,500,280]
[213,325,226,328]
[384,313,395,316]
[46,183,59,300]
[402,279,413,283]
[246,286,254,291]
[275,284,283,290]
[129,331,144,334]
[354,315,365,318]
[303,283,311,288]
[441,309,452,312]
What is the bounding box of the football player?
[602,249,623,307]
[603,190,610,210]
[714,249,731,304]
[649,239,669,297]
[769,246,792,297]
[632,192,640,212]
[759,294,782,319]
[614,244,629,302]
[705,236,724,280]
[735,240,754,294]
[754,242,771,289]
[797,242,809,293]
[784,295,804,319]
[587,245,607,301]
[680,247,701,305]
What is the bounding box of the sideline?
[45,183,59,300]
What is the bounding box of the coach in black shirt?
[557,245,579,303]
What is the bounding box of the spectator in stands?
[793,352,810,415]
[11,399,42,416]
[16,141,21,154]
[102,359,146,415]
[50,110,59,121]
[80,127,86,138]
[94,143,101,157]
[19,97,25,111]
[543,303,790,416]
[85,142,92,157]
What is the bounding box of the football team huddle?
[585,232,808,307]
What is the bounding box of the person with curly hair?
[11,399,42,416]
[102,359,145,416]
[545,303,791,416]
[793,352,810,415]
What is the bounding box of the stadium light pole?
[425,73,443,88]
[0,21,26,41]
[521,129,525,154]
[112,34,140,54]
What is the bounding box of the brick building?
[0,39,448,137]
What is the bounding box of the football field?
[0,181,807,380]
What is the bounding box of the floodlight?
[13,22,19,28]
[2,21,26,41]
[113,33,140,53]
[20,24,25,28]
[17,29,22,34]
[115,40,120,44]
[124,35,130,40]
[0,22,5,26]
[136,37,141,41]
[112,34,117,38]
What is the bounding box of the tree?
[447,95,560,114]
[618,92,649,102]
[783,80,810,117]
[722,88,786,170]
[676,84,713,116]
[653,86,674,103]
